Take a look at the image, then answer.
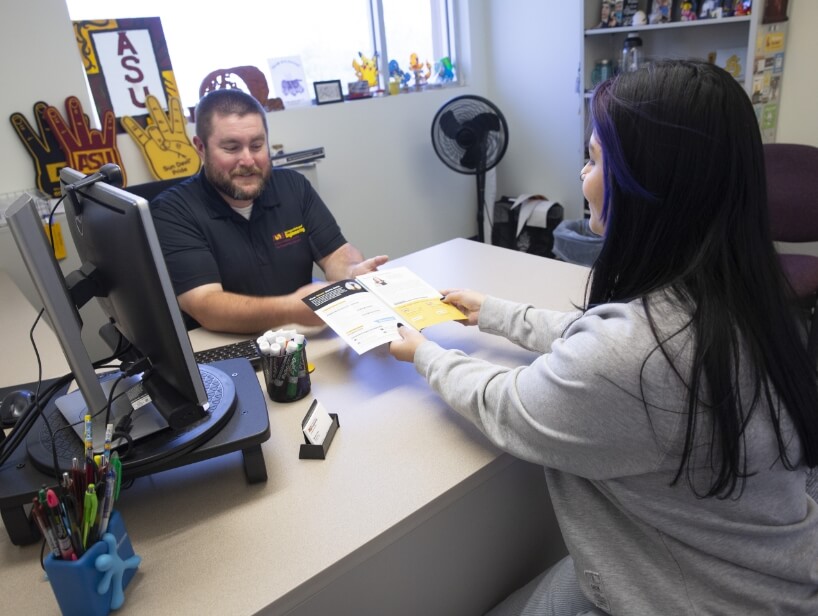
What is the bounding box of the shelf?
[585,15,751,36]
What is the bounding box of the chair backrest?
[764,143,818,243]
[125,176,189,203]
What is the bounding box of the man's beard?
[205,159,270,201]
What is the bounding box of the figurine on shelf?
[352,52,379,88]
[733,0,752,17]
[408,53,431,88]
[596,1,614,28]
[388,59,410,88]
[435,57,456,83]
[699,0,721,18]
[632,10,648,25]
[681,1,699,20]
[649,0,673,24]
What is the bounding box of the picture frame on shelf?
[314,80,344,105]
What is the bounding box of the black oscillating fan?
[431,95,509,242]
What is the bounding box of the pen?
[62,493,85,557]
[82,483,98,549]
[46,488,76,560]
[86,456,97,489]
[103,422,113,464]
[94,454,104,483]
[97,467,116,536]
[31,497,60,558]
[110,451,122,501]
[71,457,84,505]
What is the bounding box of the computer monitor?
[5,168,239,473]
[57,166,209,429]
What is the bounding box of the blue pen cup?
[44,510,139,616]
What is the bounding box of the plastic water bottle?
[621,32,643,73]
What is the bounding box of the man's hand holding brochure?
[302,267,466,354]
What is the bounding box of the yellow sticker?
[43,221,66,260]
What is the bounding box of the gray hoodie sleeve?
[413,296,687,479]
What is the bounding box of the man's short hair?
[195,89,268,145]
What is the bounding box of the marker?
[286,336,305,398]
[46,489,76,560]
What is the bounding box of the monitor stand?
[0,358,270,546]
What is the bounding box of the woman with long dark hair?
[389,60,818,615]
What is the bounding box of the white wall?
[776,0,818,147]
[0,0,490,267]
[484,0,585,220]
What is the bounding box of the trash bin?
[552,219,604,266]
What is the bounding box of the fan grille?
[431,95,509,176]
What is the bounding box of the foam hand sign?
[121,95,200,181]
[44,96,127,184]
[9,101,68,197]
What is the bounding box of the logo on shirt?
[273,224,306,247]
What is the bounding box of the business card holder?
[299,413,340,460]
[44,510,140,616]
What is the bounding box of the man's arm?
[318,242,388,281]
[178,282,327,334]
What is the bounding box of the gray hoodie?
[414,295,818,615]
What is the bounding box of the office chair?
[126,176,188,203]
[764,143,818,365]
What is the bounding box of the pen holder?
[259,343,311,403]
[44,510,141,616]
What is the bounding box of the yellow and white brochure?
[302,266,466,354]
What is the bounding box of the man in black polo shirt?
[151,89,387,333]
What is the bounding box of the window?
[66,0,456,112]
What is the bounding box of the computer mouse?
[0,389,36,428]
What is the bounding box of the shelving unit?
[576,1,787,214]
[582,5,758,96]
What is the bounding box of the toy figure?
[408,53,431,87]
[352,52,379,88]
[388,59,410,88]
[597,0,613,28]
[650,0,673,23]
[733,0,752,16]
[435,57,455,83]
[699,0,719,18]
[680,1,698,20]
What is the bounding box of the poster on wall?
[73,17,180,133]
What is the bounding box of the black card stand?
[299,413,340,460]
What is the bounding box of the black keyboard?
[194,339,261,369]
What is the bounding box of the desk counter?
[1,239,590,615]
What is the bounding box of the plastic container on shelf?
[552,219,604,266]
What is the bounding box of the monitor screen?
[58,167,208,428]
